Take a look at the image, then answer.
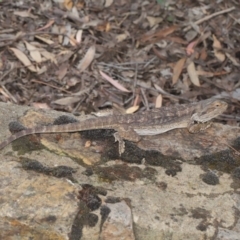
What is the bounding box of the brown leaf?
[36,19,55,31]
[140,25,178,44]
[56,64,68,80]
[186,41,197,56]
[62,24,71,46]
[104,0,113,7]
[76,30,83,43]
[53,96,80,105]
[24,41,42,63]
[31,103,51,109]
[77,45,96,73]
[172,57,186,85]
[187,61,200,87]
[64,0,73,10]
[155,94,163,108]
[13,11,37,19]
[146,16,163,27]
[35,35,54,45]
[212,34,225,62]
[99,71,131,93]
[197,69,228,77]
[39,49,56,63]
[85,140,92,148]
[126,105,139,114]
[9,47,37,72]
[165,36,188,45]
[116,33,129,43]
[225,53,240,66]
[96,22,111,32]
[199,48,208,61]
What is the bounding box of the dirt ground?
[0,0,239,124]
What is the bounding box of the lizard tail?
[0,128,42,150]
[0,125,67,150]
[0,119,106,150]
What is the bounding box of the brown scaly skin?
[0,99,228,152]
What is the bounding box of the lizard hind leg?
[113,125,141,155]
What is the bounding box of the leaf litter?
[0,0,239,125]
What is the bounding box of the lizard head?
[191,99,228,123]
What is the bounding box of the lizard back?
[0,99,227,150]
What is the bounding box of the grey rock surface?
[0,102,240,240]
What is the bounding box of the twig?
[30,79,72,94]
[0,85,18,103]
[229,14,240,25]
[0,31,78,48]
[220,114,240,121]
[143,57,157,68]
[73,82,98,96]
[0,63,18,103]
[52,8,87,24]
[0,63,15,83]
[140,88,149,110]
[183,7,235,32]
[224,143,240,156]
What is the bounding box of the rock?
[0,102,240,240]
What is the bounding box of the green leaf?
[156,0,166,7]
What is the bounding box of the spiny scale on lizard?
[0,99,228,151]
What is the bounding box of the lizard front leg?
[188,121,212,133]
[113,125,141,155]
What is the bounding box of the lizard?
[0,99,228,154]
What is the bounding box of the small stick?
[31,79,72,94]
[183,7,235,32]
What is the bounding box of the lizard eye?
[214,102,220,107]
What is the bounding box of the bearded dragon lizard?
[0,99,228,153]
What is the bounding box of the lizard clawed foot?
[113,132,125,155]
[113,126,141,155]
[188,122,212,133]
